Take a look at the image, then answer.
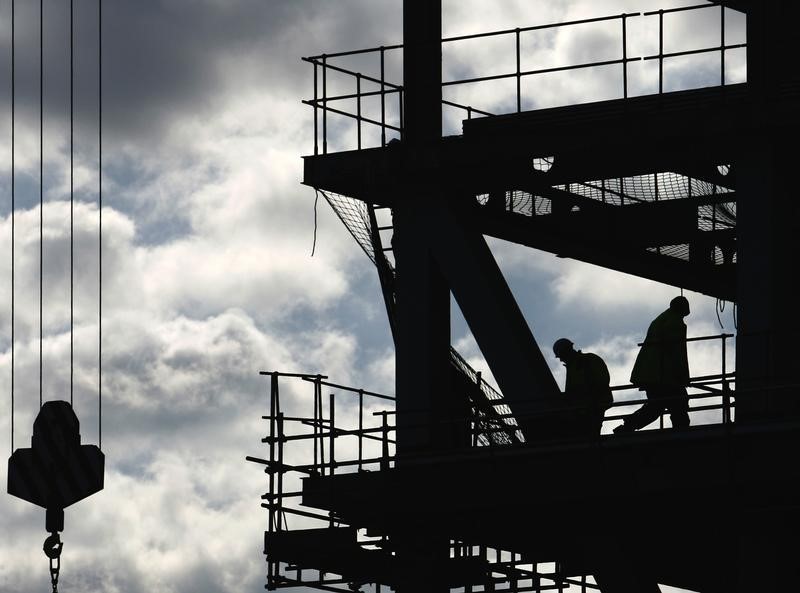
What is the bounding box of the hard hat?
[552,338,574,357]
[670,295,690,315]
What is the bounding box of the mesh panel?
[648,244,690,261]
[450,348,524,445]
[319,190,377,264]
[697,201,736,231]
[477,173,736,266]
[560,172,733,205]
[477,191,552,216]
[489,172,735,216]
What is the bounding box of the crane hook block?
[7,401,104,529]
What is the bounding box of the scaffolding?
[250,1,800,590]
[248,332,735,592]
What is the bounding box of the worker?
[552,338,614,437]
[614,295,691,433]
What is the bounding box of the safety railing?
[247,372,586,591]
[608,331,736,430]
[248,332,736,591]
[304,4,746,154]
[247,375,600,592]
[248,333,736,500]
[644,4,746,95]
[248,331,735,479]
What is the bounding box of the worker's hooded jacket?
[630,308,690,387]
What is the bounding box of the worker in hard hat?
[552,338,614,437]
[615,295,691,433]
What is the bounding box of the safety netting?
[318,190,381,265]
[316,188,521,446]
[450,348,524,446]
[475,171,736,265]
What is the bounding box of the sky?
[0,2,743,592]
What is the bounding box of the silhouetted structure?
[251,2,800,591]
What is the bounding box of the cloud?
[550,259,678,311]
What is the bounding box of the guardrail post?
[381,412,390,470]
[380,46,386,146]
[313,375,321,473]
[358,389,364,471]
[516,28,521,112]
[277,411,285,532]
[356,73,362,149]
[722,380,732,424]
[399,87,404,140]
[622,13,628,98]
[329,393,335,476]
[317,380,325,477]
[313,61,319,155]
[721,333,731,423]
[658,10,664,94]
[268,373,278,533]
[321,54,328,154]
[720,4,726,86]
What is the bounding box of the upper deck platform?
[298,5,765,301]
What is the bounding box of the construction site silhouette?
[248,2,800,591]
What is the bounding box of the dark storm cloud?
[0,0,401,154]
[99,0,401,148]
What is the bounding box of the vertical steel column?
[395,0,447,458]
[402,2,442,144]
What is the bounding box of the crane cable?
[716,298,726,329]
[39,0,43,410]
[98,0,103,450]
[8,0,104,449]
[9,4,103,589]
[70,0,74,408]
[10,0,15,454]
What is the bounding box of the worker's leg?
[666,386,690,428]
[589,409,606,437]
[616,388,666,431]
[620,401,663,430]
